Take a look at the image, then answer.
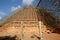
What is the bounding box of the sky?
[0,0,39,25]
[0,0,39,20]
[0,0,60,25]
[0,0,60,20]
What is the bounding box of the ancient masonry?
[0,6,46,40]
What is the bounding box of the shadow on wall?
[37,8,60,34]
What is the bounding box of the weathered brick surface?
[0,6,60,40]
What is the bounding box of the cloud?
[0,11,6,15]
[0,11,6,20]
[22,0,34,5]
[11,5,21,11]
[0,17,2,20]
